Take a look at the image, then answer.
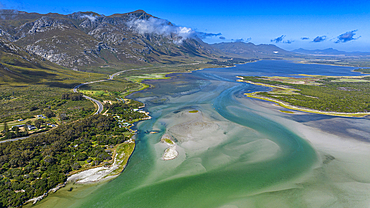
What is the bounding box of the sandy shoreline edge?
[25,138,136,205]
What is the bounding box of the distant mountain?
[211,42,298,59]
[293,48,370,56]
[0,9,220,72]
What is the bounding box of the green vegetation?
[104,101,147,122]
[279,110,295,114]
[207,58,257,66]
[109,141,135,176]
[353,68,370,74]
[241,75,370,113]
[0,115,132,207]
[0,85,95,124]
[188,110,199,113]
[163,138,174,145]
[301,58,370,67]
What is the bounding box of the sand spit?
[161,134,178,160]
[237,77,370,117]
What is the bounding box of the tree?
[34,120,43,129]
[43,109,55,118]
[2,122,8,134]
[12,126,19,136]
[59,113,68,121]
[23,126,28,136]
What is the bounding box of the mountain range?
[0,9,298,73]
[292,48,370,56]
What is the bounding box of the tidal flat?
[32,60,370,208]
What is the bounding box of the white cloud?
[81,14,97,22]
[127,17,194,43]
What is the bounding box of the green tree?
[34,120,43,129]
[23,126,28,135]
[12,126,19,136]
[2,121,8,134]
[43,109,55,118]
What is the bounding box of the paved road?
[73,80,107,115]
[1,63,201,144]
[74,63,201,115]
[0,136,28,144]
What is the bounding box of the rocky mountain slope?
[0,10,221,72]
[0,37,93,85]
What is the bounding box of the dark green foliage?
[243,76,370,113]
[43,109,55,118]
[104,101,146,121]
[34,119,43,129]
[2,122,8,134]
[61,93,84,101]
[353,68,370,74]
[0,114,129,207]
[0,86,94,124]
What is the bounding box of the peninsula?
[238,75,370,117]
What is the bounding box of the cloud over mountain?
[127,17,194,43]
[313,36,326,42]
[271,35,285,43]
[271,35,293,44]
[335,30,360,43]
[196,32,222,39]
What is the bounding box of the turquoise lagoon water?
[34,61,370,208]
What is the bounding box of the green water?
[33,61,370,207]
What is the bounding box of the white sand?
[68,139,134,184]
[161,133,178,160]
[241,97,370,207]
[163,146,178,160]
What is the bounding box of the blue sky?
[2,0,370,51]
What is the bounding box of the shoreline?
[238,77,370,117]
[24,139,136,205]
[24,65,205,206]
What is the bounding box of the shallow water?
[34,61,370,208]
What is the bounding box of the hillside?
[0,37,82,85]
[211,42,299,59]
[0,10,221,72]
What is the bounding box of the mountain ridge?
[292,48,370,56]
[211,42,298,59]
[0,9,221,72]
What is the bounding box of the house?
[27,125,36,130]
[18,119,24,121]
